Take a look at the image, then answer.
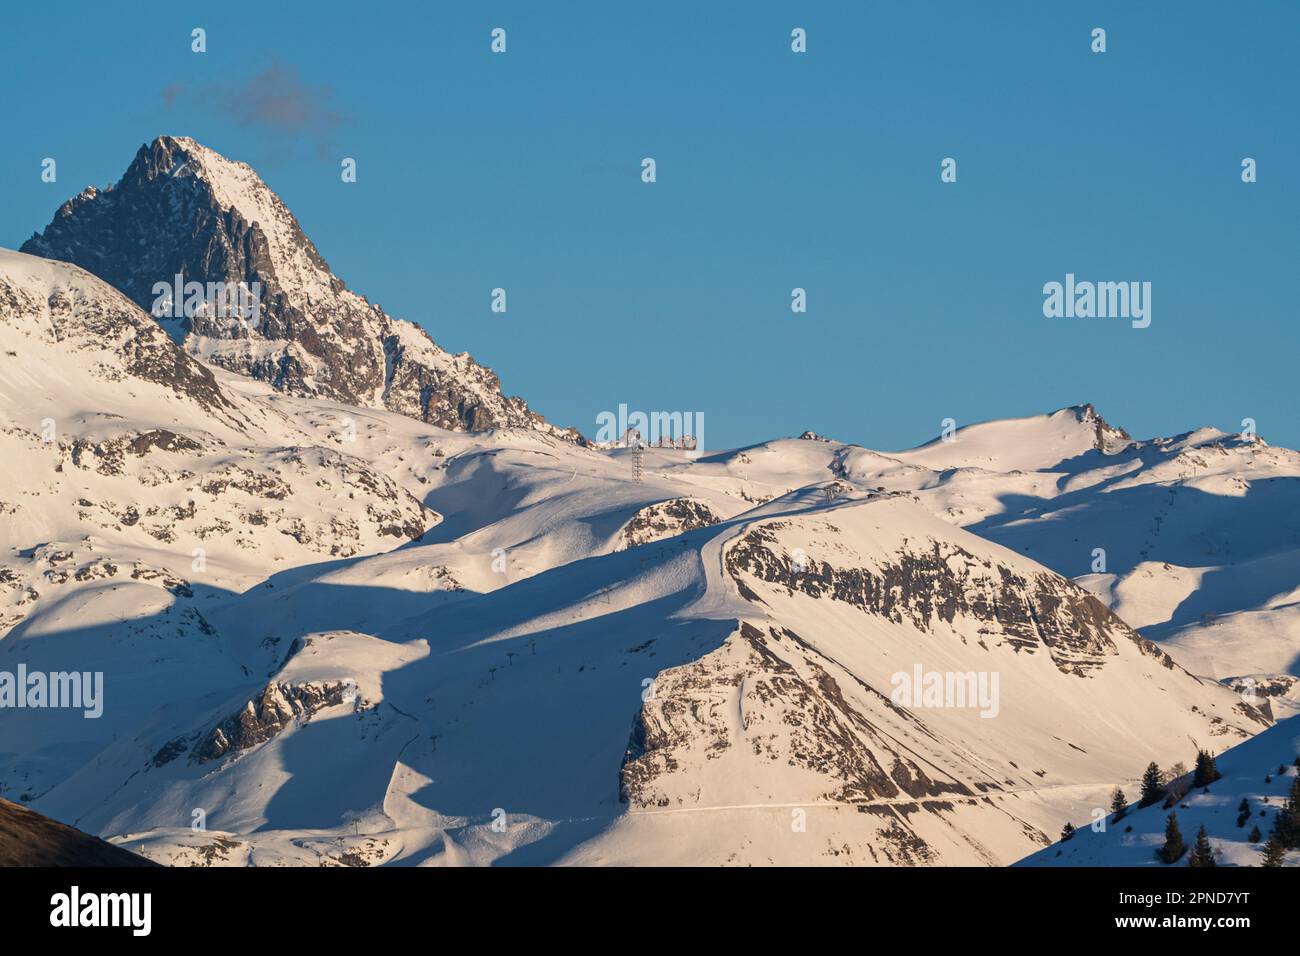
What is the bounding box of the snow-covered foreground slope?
[1021,715,1300,867]
[3,241,1297,865]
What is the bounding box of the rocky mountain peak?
[1067,403,1132,455]
[22,136,581,441]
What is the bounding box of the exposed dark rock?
[1073,403,1133,454]
[620,497,721,549]
[150,736,189,768]
[192,681,352,763]
[127,429,203,456]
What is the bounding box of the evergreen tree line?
[1058,747,1299,866]
[1155,755,1300,867]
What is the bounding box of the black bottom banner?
[0,864,1286,941]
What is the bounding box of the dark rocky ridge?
[0,798,158,866]
[22,136,582,440]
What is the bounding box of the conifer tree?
[1139,762,1164,807]
[1276,775,1300,849]
[1192,748,1220,788]
[1248,824,1262,843]
[1110,787,1128,820]
[1159,812,1186,864]
[1188,825,1216,867]
[1261,830,1286,867]
[1061,821,1076,842]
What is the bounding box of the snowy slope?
[38,483,1266,867]
[889,404,1133,473]
[0,250,436,802]
[1021,715,1300,867]
[43,486,1268,868]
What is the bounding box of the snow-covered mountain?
[21,136,580,440]
[4,143,1298,865]
[831,406,1300,704]
[629,411,1300,709]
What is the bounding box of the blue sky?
[4,1,1297,451]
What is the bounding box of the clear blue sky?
[4,1,1297,452]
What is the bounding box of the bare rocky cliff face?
[724,521,1152,677]
[22,136,582,441]
[173,680,355,765]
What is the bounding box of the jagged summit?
[22,136,582,441]
[1067,402,1133,454]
